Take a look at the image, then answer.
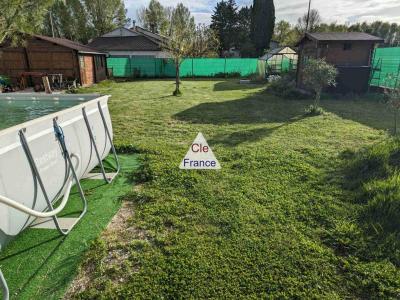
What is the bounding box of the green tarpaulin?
[107,57,262,78]
[370,47,400,89]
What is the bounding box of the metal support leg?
[0,269,9,300]
[18,120,87,236]
[82,102,120,183]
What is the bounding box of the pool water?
[0,100,84,130]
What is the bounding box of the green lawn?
[69,79,399,299]
[0,155,140,300]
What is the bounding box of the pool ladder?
[0,101,120,300]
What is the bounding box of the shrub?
[305,104,325,116]
[303,58,337,107]
[267,72,307,99]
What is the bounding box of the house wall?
[297,38,377,93]
[298,39,375,66]
[317,41,375,66]
[0,49,27,84]
[79,54,95,86]
[0,37,80,86]
[0,37,107,88]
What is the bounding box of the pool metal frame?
[0,98,120,300]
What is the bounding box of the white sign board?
[179,133,221,170]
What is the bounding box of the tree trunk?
[315,89,321,107]
[174,59,180,96]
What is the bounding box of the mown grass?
[72,79,400,298]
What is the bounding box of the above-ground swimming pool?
[0,94,97,130]
[0,93,116,247]
[0,93,119,300]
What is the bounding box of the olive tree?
[303,58,337,109]
[165,4,219,96]
[164,4,195,96]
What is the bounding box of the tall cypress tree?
[251,0,275,56]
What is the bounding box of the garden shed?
[0,34,107,88]
[296,32,383,93]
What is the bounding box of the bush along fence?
[370,47,400,89]
[106,57,266,79]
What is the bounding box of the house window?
[343,43,352,51]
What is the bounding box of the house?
[0,34,107,87]
[260,46,298,74]
[87,26,170,58]
[296,32,384,93]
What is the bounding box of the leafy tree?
[303,58,337,109]
[191,25,220,58]
[83,0,129,37]
[236,6,256,57]
[349,21,400,46]
[0,0,54,45]
[41,0,128,43]
[165,4,218,96]
[210,0,238,56]
[137,0,171,35]
[251,0,275,56]
[273,21,291,43]
[165,3,195,96]
[42,0,93,43]
[297,9,321,33]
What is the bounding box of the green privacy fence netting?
[107,57,264,78]
[370,47,400,89]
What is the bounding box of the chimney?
[132,20,136,30]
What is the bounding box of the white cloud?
[124,0,400,26]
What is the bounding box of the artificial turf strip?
[0,154,139,300]
[70,80,400,298]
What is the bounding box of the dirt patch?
[63,200,144,299]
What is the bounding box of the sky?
[124,0,400,26]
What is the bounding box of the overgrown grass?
[71,79,399,298]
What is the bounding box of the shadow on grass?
[209,116,306,147]
[174,90,310,125]
[213,81,264,92]
[321,98,393,132]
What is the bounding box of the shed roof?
[33,35,106,55]
[299,32,384,44]
[87,35,161,51]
